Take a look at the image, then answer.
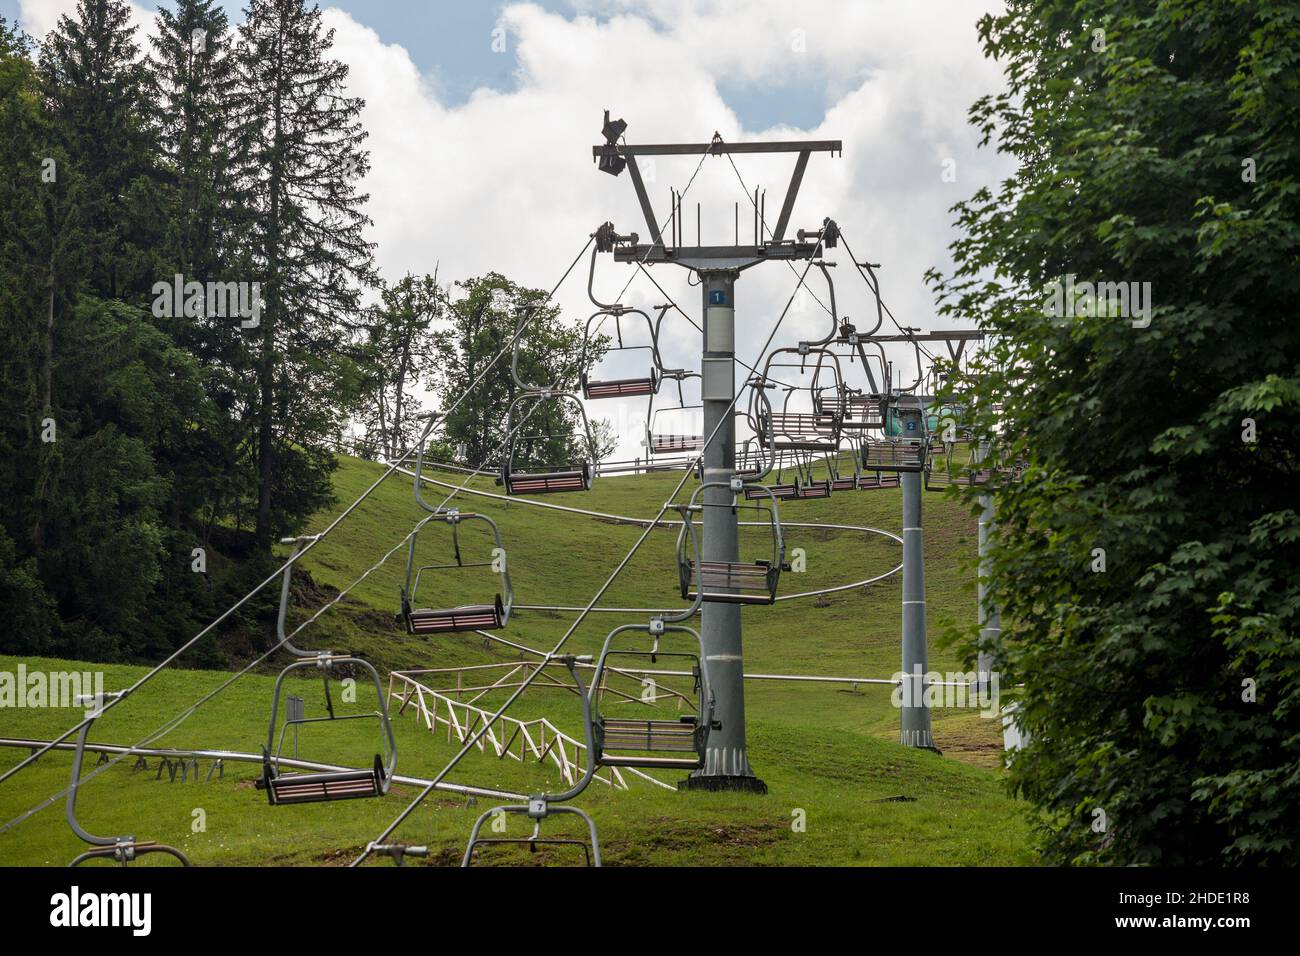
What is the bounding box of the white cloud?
[323,1,1012,455]
[20,0,153,44]
[21,0,1013,459]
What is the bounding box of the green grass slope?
[0,455,1033,865]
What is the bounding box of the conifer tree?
[39,0,162,300]
[237,0,375,545]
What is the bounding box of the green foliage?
[929,0,1300,864]
[432,273,608,471]
[238,0,375,544]
[39,0,165,301]
[0,525,57,653]
[354,272,443,461]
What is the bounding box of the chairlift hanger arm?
[542,657,598,802]
[797,261,838,349]
[587,239,633,312]
[276,536,323,659]
[66,695,193,866]
[850,258,886,338]
[462,802,601,867]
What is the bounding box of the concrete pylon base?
[679,774,769,794]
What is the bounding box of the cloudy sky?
[5,0,1013,458]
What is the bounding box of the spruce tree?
[39,0,162,301]
[149,0,251,284]
[148,0,258,551]
[237,0,375,546]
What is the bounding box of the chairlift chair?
[500,390,597,494]
[856,471,903,490]
[677,481,788,605]
[824,442,864,491]
[793,449,836,499]
[832,389,888,430]
[754,347,844,453]
[923,418,989,490]
[816,332,891,428]
[589,524,716,771]
[779,261,881,435]
[259,653,396,805]
[827,433,900,489]
[861,393,928,473]
[66,692,192,867]
[463,802,602,867]
[747,455,833,501]
[861,438,927,472]
[579,241,673,399]
[400,514,512,634]
[462,655,602,866]
[579,307,662,400]
[645,370,704,455]
[590,623,719,770]
[258,537,396,805]
[402,436,514,632]
[752,413,836,500]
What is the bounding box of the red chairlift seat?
[765,411,841,452]
[796,479,832,499]
[649,433,704,454]
[582,373,658,400]
[856,473,901,490]
[406,595,505,634]
[747,481,799,500]
[502,462,592,495]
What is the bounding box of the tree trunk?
[255,34,285,548]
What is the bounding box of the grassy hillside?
[0,455,1034,865]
